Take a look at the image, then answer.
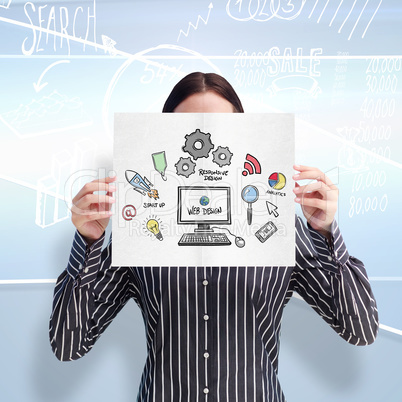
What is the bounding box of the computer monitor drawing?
[177,186,231,233]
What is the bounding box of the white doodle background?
[113,113,295,267]
[0,1,401,401]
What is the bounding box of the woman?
[49,72,378,401]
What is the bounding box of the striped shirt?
[49,216,379,401]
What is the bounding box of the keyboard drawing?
[178,232,232,246]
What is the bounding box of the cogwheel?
[175,157,196,178]
[182,128,214,160]
[212,146,233,167]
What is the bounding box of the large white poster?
[113,113,295,266]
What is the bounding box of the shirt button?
[203,388,209,394]
[204,352,209,359]
[83,267,89,273]
[202,280,208,286]
[203,314,209,321]
[328,256,333,262]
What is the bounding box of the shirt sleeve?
[49,231,139,361]
[291,216,379,346]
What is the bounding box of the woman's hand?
[292,165,339,239]
[71,176,116,245]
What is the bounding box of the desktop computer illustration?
[177,186,232,246]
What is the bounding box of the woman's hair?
[162,72,244,113]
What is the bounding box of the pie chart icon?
[268,172,286,190]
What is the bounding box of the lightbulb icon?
[146,219,163,241]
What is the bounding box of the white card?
[112,113,295,266]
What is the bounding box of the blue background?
[1,0,401,400]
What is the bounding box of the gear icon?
[182,129,214,160]
[212,146,233,167]
[175,157,196,178]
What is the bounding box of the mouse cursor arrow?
[266,201,279,218]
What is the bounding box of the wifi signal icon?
[242,154,261,176]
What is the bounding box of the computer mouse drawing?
[235,237,245,248]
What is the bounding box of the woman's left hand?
[292,165,339,239]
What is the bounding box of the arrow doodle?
[33,60,70,93]
[177,2,213,42]
[266,201,279,218]
[102,35,117,56]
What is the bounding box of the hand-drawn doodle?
[200,195,210,206]
[308,0,383,40]
[146,218,163,241]
[242,154,261,176]
[17,1,97,56]
[0,0,12,9]
[122,205,136,221]
[266,201,279,218]
[34,148,72,228]
[241,185,259,225]
[266,75,322,98]
[101,35,117,56]
[177,186,232,246]
[152,151,168,181]
[268,172,286,190]
[0,91,92,139]
[226,0,381,40]
[182,128,214,160]
[212,145,233,167]
[175,157,196,178]
[210,226,246,248]
[178,232,232,246]
[33,60,71,93]
[177,2,213,42]
[234,236,246,248]
[255,221,278,243]
[125,170,159,199]
[226,0,306,22]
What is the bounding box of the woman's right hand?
[71,176,116,245]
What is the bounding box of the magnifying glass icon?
[241,185,259,225]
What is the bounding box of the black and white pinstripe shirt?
[49,216,379,401]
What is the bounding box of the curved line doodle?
[266,75,321,98]
[101,44,223,137]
